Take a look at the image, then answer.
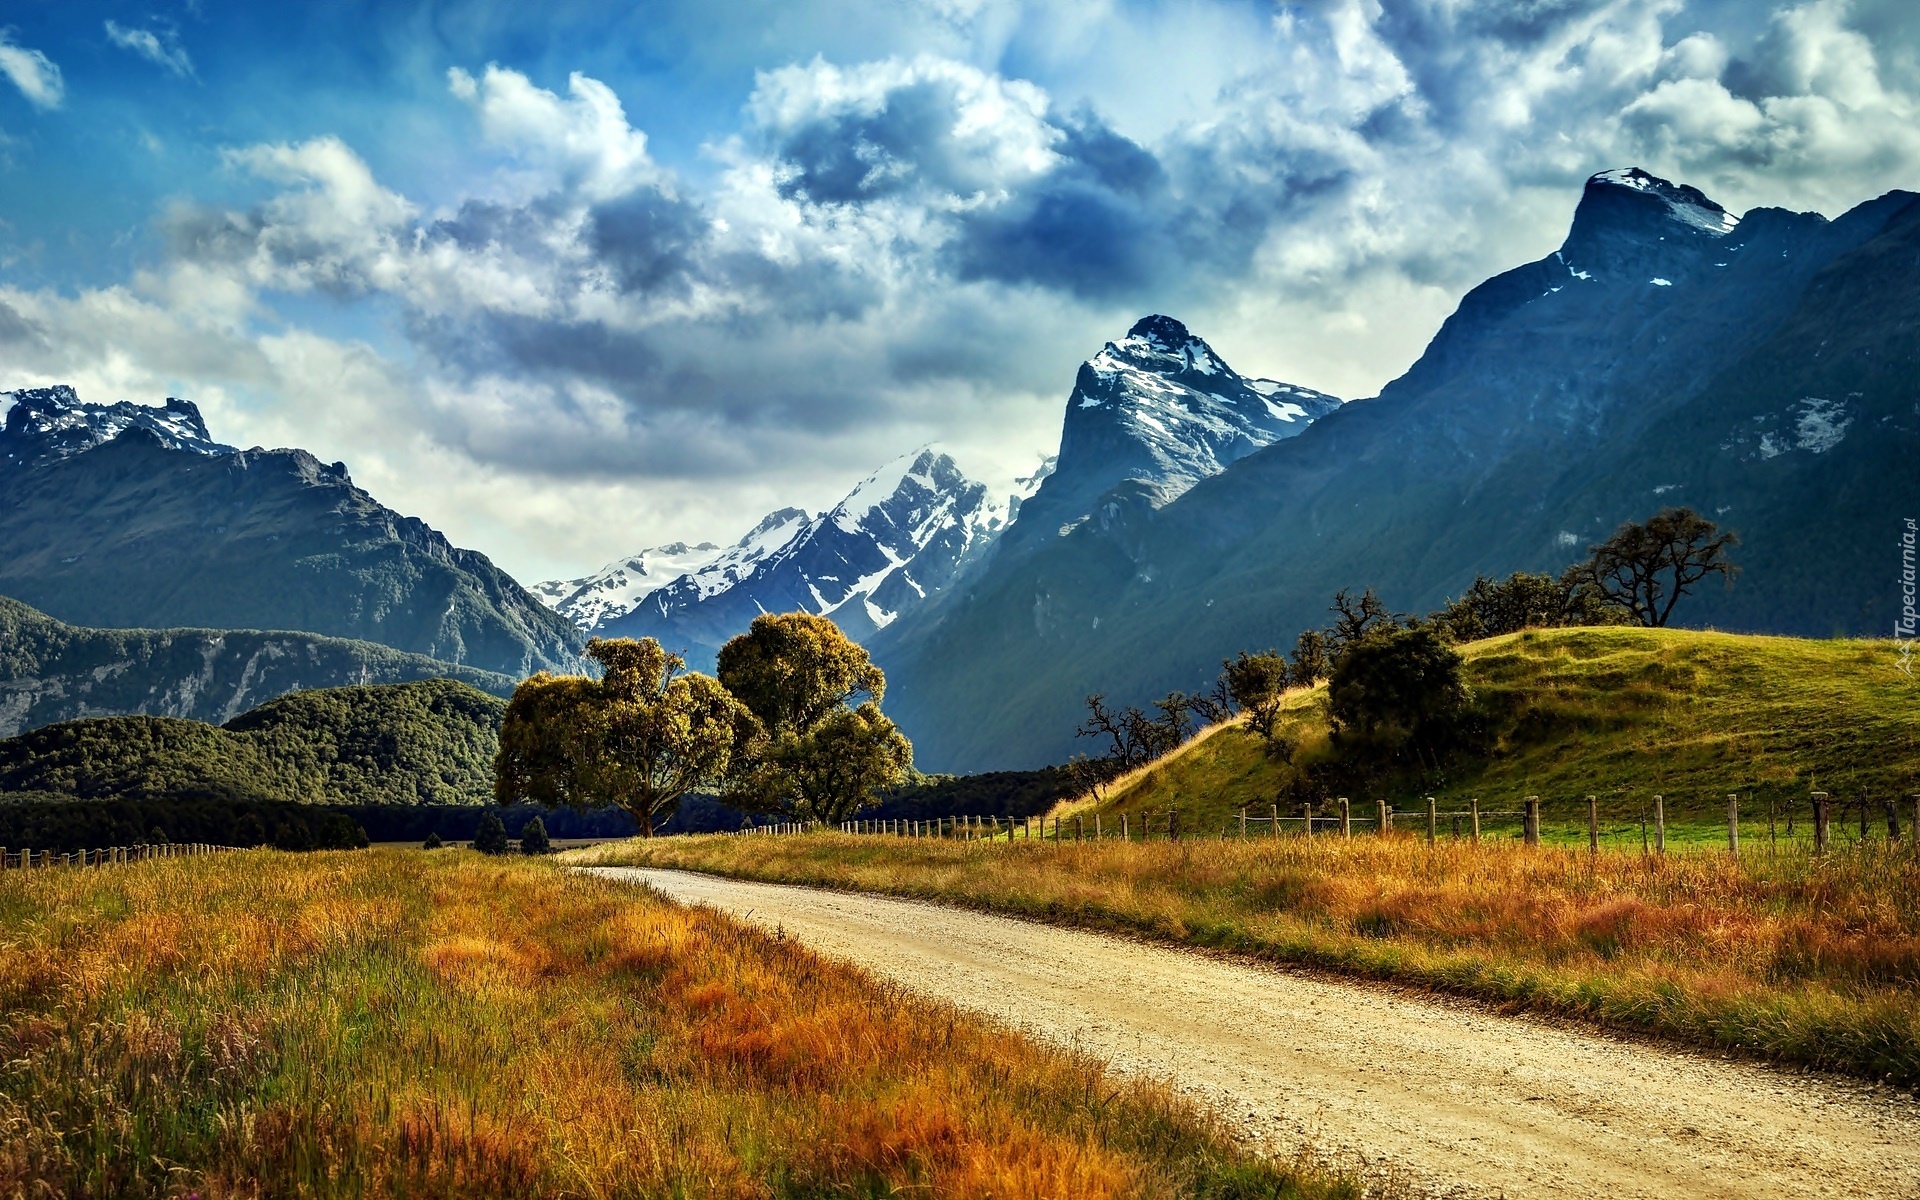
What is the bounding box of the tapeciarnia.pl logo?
[1899,518,1917,678]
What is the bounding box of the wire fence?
[738,791,1920,857]
[0,842,237,869]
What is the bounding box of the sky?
[1,0,1917,584]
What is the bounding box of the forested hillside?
[0,678,506,806]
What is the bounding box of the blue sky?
[3,0,1918,582]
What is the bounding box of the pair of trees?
[494,613,912,836]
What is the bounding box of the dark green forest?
[0,678,506,806]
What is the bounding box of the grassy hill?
[1078,627,1918,835]
[0,677,507,806]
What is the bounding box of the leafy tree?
[496,638,759,837]
[719,614,910,824]
[1289,630,1331,686]
[233,812,267,848]
[1327,625,1469,748]
[1431,570,1619,642]
[423,831,444,850]
[148,826,168,845]
[519,815,551,855]
[472,811,510,855]
[732,703,914,825]
[1569,508,1740,627]
[717,613,885,736]
[1221,650,1290,740]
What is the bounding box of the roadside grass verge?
[0,848,1355,1199]
[572,832,1920,1087]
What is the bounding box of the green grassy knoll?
[1084,627,1917,839]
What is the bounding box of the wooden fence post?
[1339,797,1351,838]
[1378,799,1390,836]
[1303,801,1313,838]
[1728,794,1740,854]
[1812,792,1830,855]
[1121,813,1128,841]
[1653,795,1666,855]
[1271,803,1280,839]
[1426,797,1436,843]
[1587,795,1599,854]
[1885,797,1901,841]
[1912,795,1920,854]
[1074,815,1083,842]
[1523,796,1540,846]
[1470,799,1480,843]
[1169,808,1180,842]
[1240,807,1247,838]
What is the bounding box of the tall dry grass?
[581,832,1920,1086]
[0,849,1348,1199]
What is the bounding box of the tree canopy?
[1571,507,1740,627]
[717,612,886,736]
[718,614,909,824]
[495,637,759,837]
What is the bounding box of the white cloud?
[104,21,195,79]
[0,31,64,110]
[11,0,1920,583]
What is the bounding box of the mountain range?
[877,167,1920,769]
[0,595,514,740]
[4,166,1912,773]
[0,386,581,681]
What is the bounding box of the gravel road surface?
[590,867,1920,1199]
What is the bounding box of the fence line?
[729,791,1920,858]
[0,842,237,870]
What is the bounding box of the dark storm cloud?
[586,190,705,293]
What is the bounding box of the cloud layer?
[2,0,1918,581]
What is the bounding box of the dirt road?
[590,867,1920,1199]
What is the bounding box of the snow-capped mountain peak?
[583,448,1022,665]
[1589,167,1739,236]
[534,540,728,631]
[1004,315,1341,554]
[2,385,234,468]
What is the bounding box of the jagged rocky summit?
[553,448,1044,669]
[1001,314,1340,557]
[2,385,234,467]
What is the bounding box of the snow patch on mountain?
[1590,167,1739,235]
[535,540,727,631]
[2,385,234,467]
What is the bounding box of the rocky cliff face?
[0,596,514,739]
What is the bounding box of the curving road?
[590,867,1920,1199]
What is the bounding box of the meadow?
[0,848,1350,1199]
[580,829,1920,1088]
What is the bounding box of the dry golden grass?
[0,849,1350,1199]
[580,831,1920,1086]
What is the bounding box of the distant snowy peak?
[1,385,234,468]
[534,540,727,631]
[1556,168,1745,288]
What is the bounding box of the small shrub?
[423,832,443,850]
[472,811,509,856]
[520,816,551,856]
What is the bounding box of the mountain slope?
[0,389,582,678]
[882,169,1920,771]
[0,676,506,805]
[0,595,515,739]
[591,448,1031,668]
